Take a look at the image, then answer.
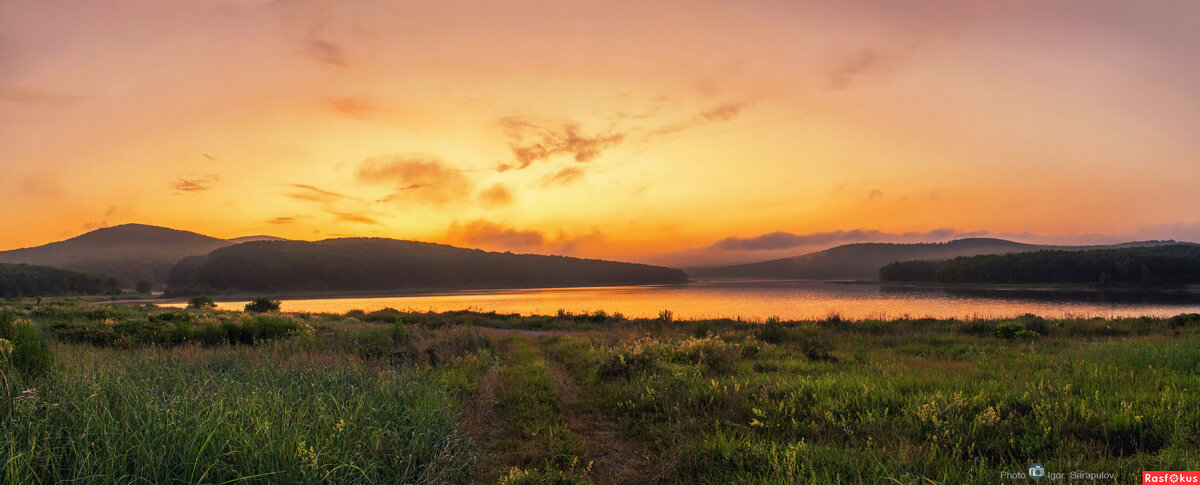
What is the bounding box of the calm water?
[166,280,1200,320]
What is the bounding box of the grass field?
[1,301,1197,483]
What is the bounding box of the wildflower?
[0,338,11,358]
[334,418,347,433]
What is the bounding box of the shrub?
[187,295,217,309]
[996,321,1039,340]
[1167,313,1200,328]
[756,317,787,344]
[244,297,281,313]
[657,309,674,322]
[1016,313,1050,335]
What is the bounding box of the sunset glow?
[3,0,1198,265]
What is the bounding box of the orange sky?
[2,0,1198,266]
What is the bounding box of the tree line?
[0,263,112,298]
[879,244,1200,288]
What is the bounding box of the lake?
[165,280,1200,320]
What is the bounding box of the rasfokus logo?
[1029,463,1045,479]
[1144,471,1200,484]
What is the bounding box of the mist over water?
[171,280,1200,321]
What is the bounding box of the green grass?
[1,301,1197,483]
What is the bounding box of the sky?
[2,0,1198,266]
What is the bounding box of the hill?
[690,238,1042,280]
[880,244,1200,288]
[226,235,290,244]
[167,238,688,294]
[0,262,109,298]
[0,224,232,287]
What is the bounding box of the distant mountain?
[689,238,1182,281]
[226,235,289,244]
[168,238,688,294]
[0,224,232,287]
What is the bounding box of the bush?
[1167,313,1200,328]
[996,321,1039,340]
[756,317,787,344]
[657,309,674,322]
[244,297,281,313]
[187,295,217,309]
[135,280,153,294]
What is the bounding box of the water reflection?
[165,279,1200,321]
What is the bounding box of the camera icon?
[1029,463,1045,479]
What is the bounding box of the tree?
[186,295,217,310]
[105,278,122,295]
[244,297,281,313]
[135,280,153,294]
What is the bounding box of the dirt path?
[463,364,503,485]
[540,341,657,485]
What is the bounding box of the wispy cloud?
[356,155,473,207]
[306,39,346,67]
[331,211,379,225]
[266,216,296,225]
[172,175,220,193]
[645,101,748,139]
[81,205,123,231]
[285,183,348,203]
[496,117,624,171]
[328,97,377,118]
[268,0,351,68]
[0,85,82,105]
[544,167,585,186]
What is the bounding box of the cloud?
[328,97,377,118]
[0,85,81,105]
[285,183,349,203]
[267,0,351,68]
[444,220,604,255]
[356,155,473,207]
[81,205,123,231]
[868,189,883,200]
[709,228,984,251]
[331,211,379,225]
[266,216,296,224]
[496,117,625,171]
[645,101,747,138]
[827,48,890,91]
[306,39,346,67]
[171,175,220,193]
[446,220,545,253]
[478,183,514,207]
[544,167,585,186]
[21,175,62,197]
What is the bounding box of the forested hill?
[167,238,689,294]
[691,238,1041,280]
[0,263,108,298]
[0,224,231,287]
[879,244,1200,288]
